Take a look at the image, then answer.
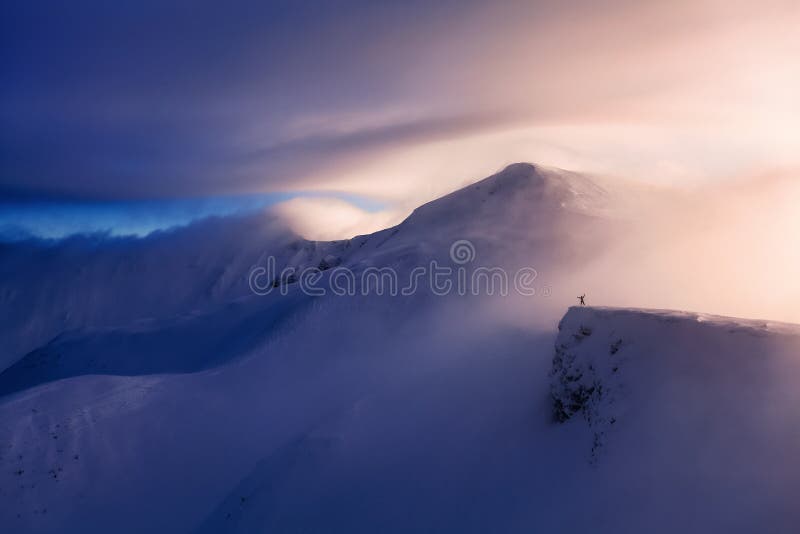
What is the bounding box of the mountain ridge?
[0,163,617,370]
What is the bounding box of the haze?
[2,0,799,322]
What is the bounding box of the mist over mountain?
[4,0,800,530]
[1,163,799,533]
[0,163,618,371]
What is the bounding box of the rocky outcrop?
[550,308,627,460]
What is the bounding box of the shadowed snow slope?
[3,163,798,533]
[550,307,800,529]
[0,163,619,372]
[189,306,800,534]
[3,301,796,533]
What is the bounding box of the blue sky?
[0,191,386,240]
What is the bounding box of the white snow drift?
[1,163,799,533]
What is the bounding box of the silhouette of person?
[578,294,586,306]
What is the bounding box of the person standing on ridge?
[578,294,586,306]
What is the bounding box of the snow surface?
[0,163,617,372]
[2,163,800,533]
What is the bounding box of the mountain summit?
[3,162,800,533]
[404,163,611,230]
[0,163,615,369]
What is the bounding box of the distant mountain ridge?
[3,166,800,533]
[0,163,618,371]
[405,163,611,229]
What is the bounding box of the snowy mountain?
[191,307,800,534]
[0,163,618,372]
[2,163,798,533]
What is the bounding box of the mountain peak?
[498,162,539,174]
[473,162,544,191]
[497,161,539,174]
[402,162,609,231]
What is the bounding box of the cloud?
[271,197,404,241]
[1,0,798,204]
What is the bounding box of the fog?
[564,170,800,324]
[271,162,800,325]
[3,163,798,379]
[3,164,800,532]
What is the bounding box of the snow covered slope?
[0,163,619,372]
[181,308,800,534]
[4,302,791,534]
[0,215,306,370]
[188,306,800,534]
[374,162,619,268]
[3,163,798,533]
[550,306,800,529]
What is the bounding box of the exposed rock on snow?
[551,305,800,461]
